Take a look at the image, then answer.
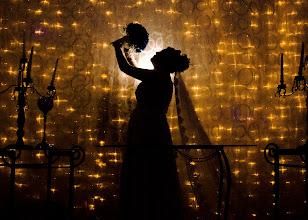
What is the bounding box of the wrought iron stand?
[0,34,85,219]
[264,143,308,220]
[0,146,85,219]
[266,42,308,220]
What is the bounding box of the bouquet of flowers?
[124,23,149,52]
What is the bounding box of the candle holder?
[275,42,308,142]
[0,33,85,219]
[267,42,308,220]
[0,34,59,150]
[36,59,58,150]
[36,96,54,150]
[276,42,308,97]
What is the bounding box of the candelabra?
[0,33,85,219]
[276,42,308,96]
[0,33,58,150]
[275,42,308,146]
[265,42,308,220]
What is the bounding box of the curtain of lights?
[0,0,307,219]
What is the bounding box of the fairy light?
[36,153,44,159]
[55,97,68,106]
[105,11,112,16]
[89,204,95,210]
[169,126,178,132]
[67,107,75,112]
[54,22,63,29]
[40,0,49,4]
[35,29,44,35]
[36,129,44,134]
[41,20,49,26]
[88,174,101,178]
[16,183,25,188]
[233,170,240,175]
[0,0,306,218]
[1,137,7,143]
[95,159,106,168]
[102,86,110,92]
[96,183,104,188]
[35,9,43,15]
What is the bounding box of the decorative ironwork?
[276,42,308,98]
[264,143,308,220]
[0,33,85,219]
[0,33,58,150]
[0,146,85,219]
[268,42,308,219]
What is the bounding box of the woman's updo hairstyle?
[158,47,190,73]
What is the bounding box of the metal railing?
[264,143,308,220]
[0,145,85,219]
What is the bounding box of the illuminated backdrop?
[0,0,308,219]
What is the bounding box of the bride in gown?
[112,36,190,220]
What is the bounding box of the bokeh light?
[0,0,307,219]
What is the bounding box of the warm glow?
[0,0,306,219]
[137,53,155,70]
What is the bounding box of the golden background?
[0,0,307,219]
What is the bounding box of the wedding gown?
[118,74,185,220]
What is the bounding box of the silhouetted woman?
[112,36,190,220]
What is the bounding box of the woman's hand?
[111,36,130,48]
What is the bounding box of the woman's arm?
[124,48,138,67]
[113,42,156,81]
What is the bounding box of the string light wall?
[0,0,307,219]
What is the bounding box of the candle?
[50,58,59,87]
[280,53,284,84]
[298,42,304,77]
[18,31,27,87]
[18,68,21,87]
[25,47,34,86]
[22,31,26,59]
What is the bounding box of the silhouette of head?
[151,47,190,73]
